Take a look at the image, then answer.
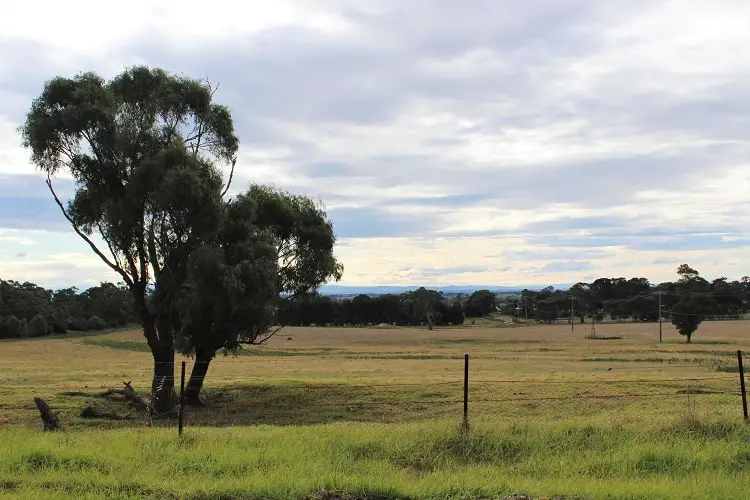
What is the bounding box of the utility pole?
[658,291,663,344]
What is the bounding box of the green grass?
[1,418,749,499]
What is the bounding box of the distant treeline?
[507,274,750,324]
[277,287,488,328]
[279,269,750,327]
[2,266,748,338]
[0,280,137,339]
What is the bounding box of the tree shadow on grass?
[184,383,463,427]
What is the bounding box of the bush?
[27,314,49,338]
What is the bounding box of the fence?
[172,350,748,436]
[4,351,748,434]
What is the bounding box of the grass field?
[1,317,749,498]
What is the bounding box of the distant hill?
[318,284,574,296]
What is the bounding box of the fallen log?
[79,406,133,420]
[102,381,151,411]
[62,382,151,411]
[33,397,61,431]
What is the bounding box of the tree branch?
[136,213,149,287]
[96,222,125,272]
[46,176,133,287]
[253,324,286,345]
[221,157,237,199]
[250,287,313,345]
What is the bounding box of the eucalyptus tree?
[176,184,343,406]
[20,66,238,416]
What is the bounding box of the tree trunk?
[143,318,177,419]
[686,333,692,343]
[184,350,214,406]
[150,346,177,418]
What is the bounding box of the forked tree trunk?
[184,350,214,407]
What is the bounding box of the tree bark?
[184,350,214,407]
[143,318,177,419]
[150,347,177,418]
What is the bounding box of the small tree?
[176,185,342,405]
[670,265,719,343]
[464,289,497,318]
[410,287,443,329]
[671,295,720,343]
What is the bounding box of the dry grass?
[2,318,748,429]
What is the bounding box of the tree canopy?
[174,185,343,404]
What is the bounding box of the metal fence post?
[738,350,748,422]
[178,361,186,435]
[463,354,469,428]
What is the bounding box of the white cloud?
[1,0,750,288]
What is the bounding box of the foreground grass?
[1,417,749,499]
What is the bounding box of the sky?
[1,0,750,290]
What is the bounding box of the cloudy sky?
[1,0,750,289]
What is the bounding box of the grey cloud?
[632,89,750,140]
[3,0,750,265]
[122,27,408,126]
[111,1,624,129]
[301,162,356,178]
[96,2,749,216]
